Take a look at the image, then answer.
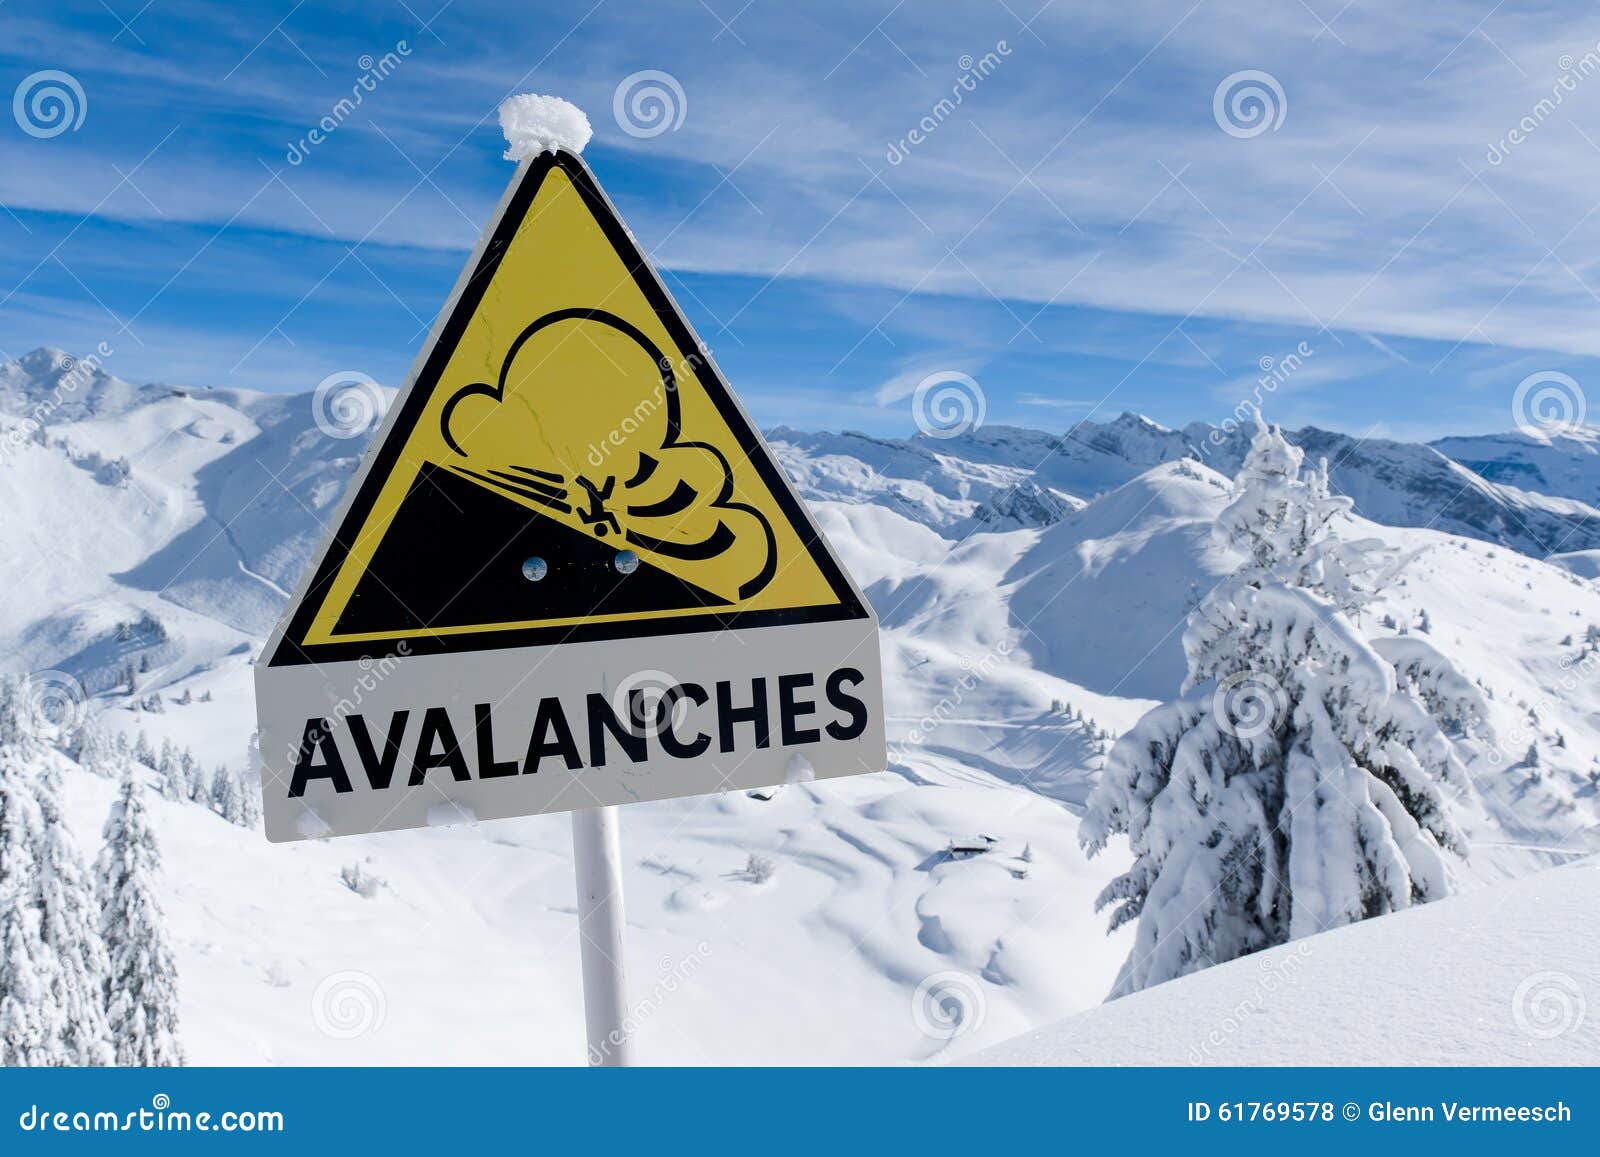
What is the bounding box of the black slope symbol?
[332,462,728,637]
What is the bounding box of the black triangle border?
[266,150,869,668]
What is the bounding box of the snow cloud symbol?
[1512,970,1586,1039]
[1512,370,1585,439]
[1213,670,1288,740]
[911,970,987,1041]
[1213,70,1287,139]
[439,309,776,602]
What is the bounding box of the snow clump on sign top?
[498,94,592,160]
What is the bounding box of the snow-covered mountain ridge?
[2,346,1597,1064]
[772,412,1600,558]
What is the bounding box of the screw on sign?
[252,96,884,1066]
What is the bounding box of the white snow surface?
[498,94,591,160]
[3,349,1598,1064]
[976,858,1600,1065]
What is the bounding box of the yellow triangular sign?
[267,150,866,667]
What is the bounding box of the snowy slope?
[1549,549,1600,581]
[1434,426,1600,507]
[53,730,1132,1064]
[2,346,1598,1064]
[974,858,1599,1065]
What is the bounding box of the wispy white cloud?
[6,0,1600,437]
[1018,393,1098,409]
[870,358,986,407]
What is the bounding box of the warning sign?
[254,149,883,842]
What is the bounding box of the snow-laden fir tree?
[72,724,120,780]
[178,749,204,803]
[0,680,61,1065]
[155,740,181,802]
[208,764,236,823]
[238,734,264,829]
[207,764,259,828]
[97,774,183,1066]
[34,766,112,1065]
[0,676,110,1065]
[1082,414,1483,996]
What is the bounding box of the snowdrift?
[974,858,1599,1065]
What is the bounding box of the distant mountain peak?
[1110,411,1173,433]
[18,346,75,370]
[7,345,114,387]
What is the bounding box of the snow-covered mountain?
[774,413,1600,559]
[3,346,1597,1064]
[1432,426,1600,507]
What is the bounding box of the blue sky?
[4,0,1600,439]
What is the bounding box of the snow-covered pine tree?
[97,774,183,1066]
[34,767,112,1065]
[178,749,204,803]
[208,765,250,826]
[73,724,117,779]
[155,740,181,802]
[238,734,264,829]
[237,769,262,829]
[1082,413,1481,996]
[0,679,62,1065]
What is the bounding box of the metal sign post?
[572,805,631,1066]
